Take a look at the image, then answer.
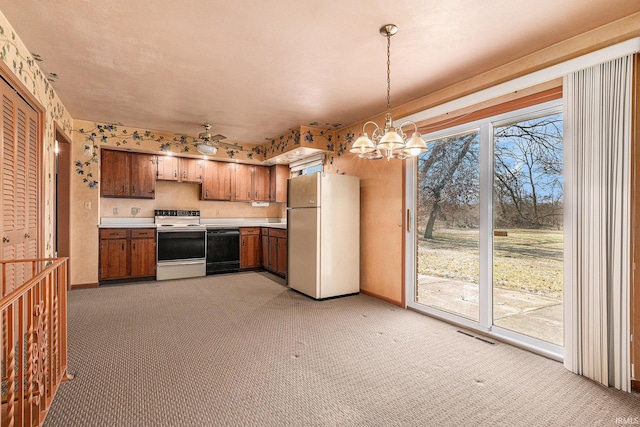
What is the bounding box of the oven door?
[156,230,206,280]
[157,230,206,261]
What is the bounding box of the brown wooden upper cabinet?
[101,150,157,199]
[232,164,271,202]
[270,164,289,203]
[157,156,203,183]
[202,160,233,201]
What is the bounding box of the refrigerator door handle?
[407,209,411,233]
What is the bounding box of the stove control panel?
[154,210,200,217]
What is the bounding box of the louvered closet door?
[0,80,39,293]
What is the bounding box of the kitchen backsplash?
[100,180,286,218]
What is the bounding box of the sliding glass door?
[492,113,563,346]
[416,130,480,321]
[408,101,564,355]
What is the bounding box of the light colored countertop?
[98,217,286,229]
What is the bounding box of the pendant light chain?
[386,32,391,114]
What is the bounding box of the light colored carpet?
[44,271,640,426]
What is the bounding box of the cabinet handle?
[205,190,209,197]
[132,185,136,193]
[24,233,30,239]
[132,243,136,251]
[174,170,177,178]
[183,171,187,178]
[247,191,250,198]
[2,236,9,243]
[121,243,125,251]
[255,191,258,199]
[122,185,125,193]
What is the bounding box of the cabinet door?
[99,238,128,280]
[157,155,179,181]
[130,153,157,198]
[181,158,203,183]
[233,164,253,201]
[130,238,156,277]
[269,236,278,272]
[270,164,289,203]
[277,236,287,276]
[254,166,270,201]
[240,229,261,269]
[101,150,130,197]
[261,229,269,269]
[202,160,232,200]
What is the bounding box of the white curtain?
[563,54,633,392]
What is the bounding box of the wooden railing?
[0,258,69,427]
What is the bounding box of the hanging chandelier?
[350,24,428,160]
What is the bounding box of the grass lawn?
[417,228,563,299]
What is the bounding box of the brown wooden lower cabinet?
[99,228,156,281]
[240,227,262,269]
[264,228,287,277]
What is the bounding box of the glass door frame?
[405,100,564,361]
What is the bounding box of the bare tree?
[494,114,563,229]
[418,132,479,239]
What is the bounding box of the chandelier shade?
[351,24,428,161]
[349,132,376,154]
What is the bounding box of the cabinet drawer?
[131,228,156,238]
[240,227,260,235]
[268,228,287,238]
[99,229,127,239]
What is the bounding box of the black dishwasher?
[206,228,240,274]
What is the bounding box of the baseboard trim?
[71,282,99,290]
[360,289,403,307]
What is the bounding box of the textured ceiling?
[2,1,640,145]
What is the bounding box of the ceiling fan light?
[350,133,376,154]
[197,144,218,155]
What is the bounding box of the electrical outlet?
[113,208,119,215]
[131,207,140,215]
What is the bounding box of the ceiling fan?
[196,123,226,155]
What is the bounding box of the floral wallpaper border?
[74,121,358,189]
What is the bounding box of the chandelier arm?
[398,121,419,137]
[362,121,382,137]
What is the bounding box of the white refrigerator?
[287,172,360,299]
